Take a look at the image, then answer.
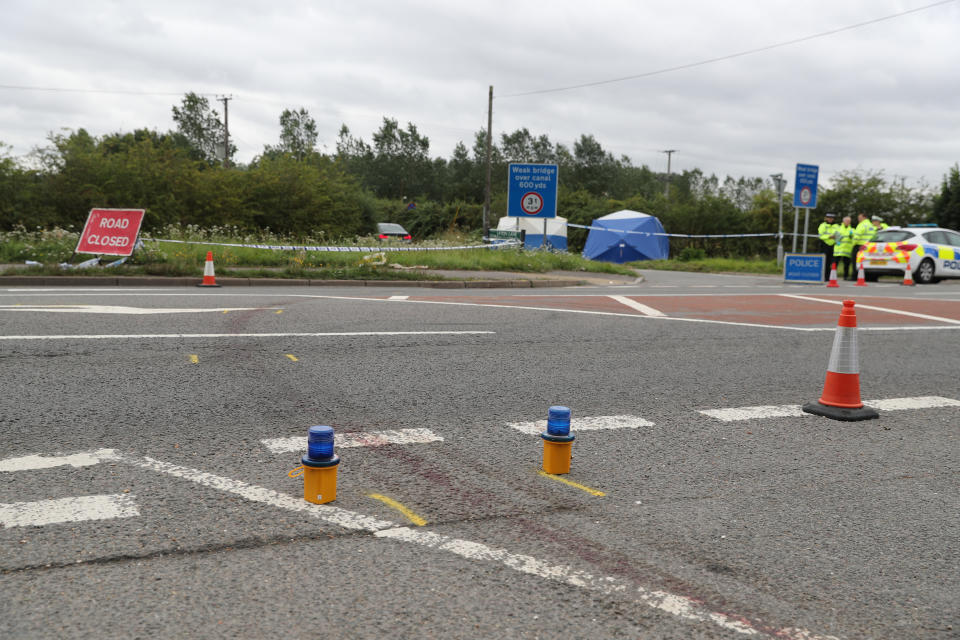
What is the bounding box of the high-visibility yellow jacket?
[818,221,838,246]
[853,219,876,245]
[833,224,855,257]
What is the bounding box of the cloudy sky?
[2,0,958,190]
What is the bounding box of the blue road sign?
[784,253,825,283]
[508,163,558,219]
[793,163,819,209]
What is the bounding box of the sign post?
[75,209,145,257]
[792,164,819,253]
[508,163,558,250]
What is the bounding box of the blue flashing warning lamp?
[547,406,571,437]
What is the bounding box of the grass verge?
[634,257,780,275]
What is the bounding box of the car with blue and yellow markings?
[860,224,960,284]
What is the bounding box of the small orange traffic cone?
[855,263,867,286]
[826,262,839,287]
[802,299,879,421]
[901,263,915,286]
[197,251,221,288]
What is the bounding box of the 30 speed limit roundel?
[799,187,813,206]
[520,192,544,215]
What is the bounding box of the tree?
[276,108,318,161]
[369,118,431,199]
[171,92,234,164]
[500,128,554,163]
[444,141,482,202]
[932,164,960,230]
[571,134,618,197]
[818,169,933,226]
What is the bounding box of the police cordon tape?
[563,222,818,239]
[143,227,818,254]
[144,237,521,252]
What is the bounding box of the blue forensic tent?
[496,216,568,250]
[582,210,669,263]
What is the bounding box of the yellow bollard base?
[541,437,573,475]
[302,456,340,504]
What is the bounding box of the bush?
[678,246,706,261]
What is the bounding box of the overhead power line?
[499,0,956,98]
[0,84,217,97]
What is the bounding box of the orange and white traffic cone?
[802,299,879,421]
[855,263,867,286]
[826,262,839,287]
[197,251,221,288]
[901,263,915,286]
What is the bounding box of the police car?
[859,224,960,284]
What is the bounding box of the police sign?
[507,163,558,219]
[75,209,145,256]
[783,253,825,283]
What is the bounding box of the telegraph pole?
[482,85,493,239]
[771,173,785,266]
[219,95,233,168]
[661,149,677,198]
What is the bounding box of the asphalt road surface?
[2,272,958,639]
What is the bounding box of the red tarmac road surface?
[408,294,960,328]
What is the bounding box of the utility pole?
[771,173,785,266]
[661,149,677,198]
[219,95,233,168]
[482,85,493,240]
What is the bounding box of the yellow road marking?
[275,309,283,314]
[189,354,199,364]
[537,470,606,496]
[285,354,298,362]
[222,310,229,314]
[367,493,427,526]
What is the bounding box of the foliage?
[1,225,635,279]
[0,95,949,263]
[932,164,960,230]
[266,108,319,161]
[818,169,933,226]
[171,92,234,164]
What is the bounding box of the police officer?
[834,215,856,281]
[872,214,888,231]
[851,212,875,280]
[817,211,838,280]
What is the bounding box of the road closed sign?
[75,209,145,256]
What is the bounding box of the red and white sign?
[75,209,145,256]
[520,192,544,215]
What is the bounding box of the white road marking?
[114,452,835,639]
[388,295,409,300]
[3,289,162,292]
[701,396,960,421]
[0,494,139,527]
[0,448,120,472]
[507,415,655,435]
[0,304,278,315]
[291,294,960,333]
[261,428,444,454]
[866,396,960,411]
[374,527,834,639]
[124,455,394,532]
[700,405,805,422]
[0,330,495,341]
[608,295,666,317]
[779,294,960,325]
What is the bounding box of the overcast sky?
[2,0,958,191]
